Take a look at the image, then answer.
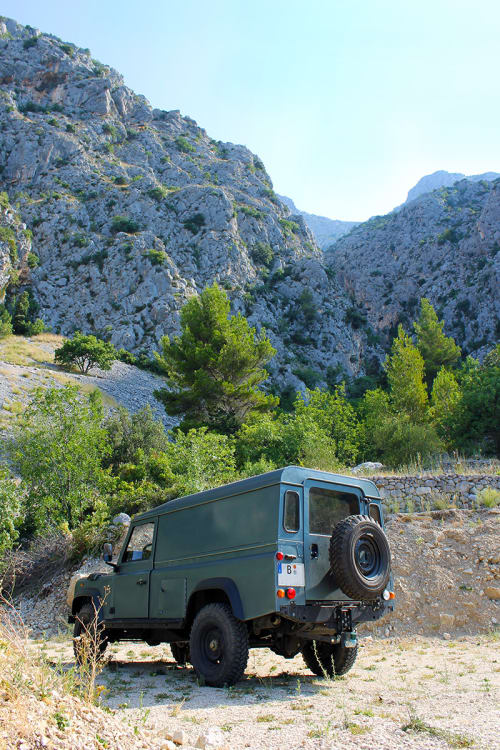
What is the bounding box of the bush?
[183,213,205,234]
[250,242,274,267]
[0,305,12,338]
[23,37,38,49]
[143,248,168,266]
[344,306,367,330]
[55,332,117,373]
[175,136,195,153]
[366,413,442,468]
[117,347,137,365]
[477,487,500,508]
[0,468,21,576]
[111,216,140,234]
[104,405,168,468]
[27,252,39,268]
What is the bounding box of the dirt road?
[41,634,499,750]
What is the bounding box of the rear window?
[309,487,359,535]
[284,490,300,532]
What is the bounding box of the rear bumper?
[280,599,390,628]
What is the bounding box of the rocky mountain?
[0,17,374,391]
[327,178,500,358]
[403,170,500,206]
[277,195,357,248]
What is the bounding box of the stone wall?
[372,474,500,512]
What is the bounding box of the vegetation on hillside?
[0,288,498,572]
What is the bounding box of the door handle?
[136,579,147,585]
[284,554,297,561]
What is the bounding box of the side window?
[284,491,300,532]
[122,522,155,562]
[369,504,382,525]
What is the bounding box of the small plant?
[53,711,69,730]
[143,248,168,266]
[250,242,273,267]
[477,487,500,508]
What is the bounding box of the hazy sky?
[3,1,499,220]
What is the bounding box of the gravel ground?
[39,634,499,750]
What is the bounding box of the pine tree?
[414,298,461,385]
[154,283,278,434]
[431,366,461,446]
[384,325,428,422]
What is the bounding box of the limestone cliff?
[0,17,371,388]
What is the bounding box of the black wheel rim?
[354,534,381,579]
[201,626,224,665]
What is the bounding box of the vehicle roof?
[134,466,381,522]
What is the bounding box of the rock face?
[0,192,32,300]
[0,17,372,388]
[327,177,500,358]
[277,195,357,248]
[403,169,500,206]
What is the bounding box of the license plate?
[278,562,305,586]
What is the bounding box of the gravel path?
[40,634,499,750]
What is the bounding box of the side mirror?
[103,542,113,562]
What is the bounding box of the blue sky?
[4,1,500,220]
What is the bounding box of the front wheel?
[301,640,358,677]
[73,602,108,665]
[189,603,248,687]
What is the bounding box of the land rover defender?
[68,466,393,686]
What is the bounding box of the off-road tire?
[73,602,108,664]
[329,514,391,600]
[301,640,358,677]
[170,643,190,665]
[189,603,248,687]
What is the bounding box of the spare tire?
[329,514,391,600]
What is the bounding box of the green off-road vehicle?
[67,467,394,686]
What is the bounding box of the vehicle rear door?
[304,480,362,601]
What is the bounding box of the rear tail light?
[276,552,284,561]
[286,588,296,600]
[277,589,285,598]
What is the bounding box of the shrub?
[477,487,500,508]
[175,136,195,153]
[66,123,76,133]
[0,468,21,575]
[250,242,274,267]
[147,186,167,201]
[117,348,137,365]
[344,306,367,329]
[143,248,168,266]
[111,215,140,234]
[114,175,127,185]
[183,213,205,234]
[27,252,40,269]
[55,332,117,373]
[279,218,300,236]
[0,305,12,338]
[238,204,265,220]
[292,366,322,389]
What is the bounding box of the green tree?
[12,291,29,334]
[452,345,500,454]
[384,325,428,422]
[293,386,362,465]
[0,468,21,574]
[55,332,117,373]
[431,367,461,447]
[10,385,109,532]
[414,298,461,385]
[0,304,12,338]
[154,283,278,433]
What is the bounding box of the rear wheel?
[301,640,358,677]
[189,603,248,687]
[73,602,108,665]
